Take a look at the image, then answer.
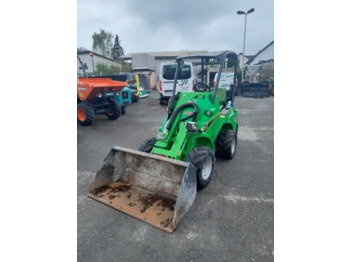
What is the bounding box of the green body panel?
[151,90,238,161]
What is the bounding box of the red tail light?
[159,81,162,91]
[192,80,195,91]
[213,81,216,87]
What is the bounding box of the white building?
[238,53,254,69]
[120,50,207,78]
[246,41,274,65]
[246,41,274,82]
[77,50,125,76]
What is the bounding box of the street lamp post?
[89,52,95,75]
[237,8,255,85]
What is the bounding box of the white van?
[213,72,235,91]
[159,61,194,104]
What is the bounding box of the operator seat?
[210,87,226,110]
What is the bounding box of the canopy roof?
[176,50,237,62]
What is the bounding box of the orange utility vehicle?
[77,78,127,126]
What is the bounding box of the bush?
[122,63,132,72]
[94,63,120,75]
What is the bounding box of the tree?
[227,57,242,87]
[91,63,120,76]
[92,29,113,57]
[227,57,235,68]
[112,35,124,59]
[121,63,132,72]
[77,47,87,52]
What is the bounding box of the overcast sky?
[77,0,274,56]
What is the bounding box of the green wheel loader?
[88,51,239,233]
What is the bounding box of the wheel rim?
[77,108,86,121]
[231,136,236,154]
[107,110,114,116]
[202,156,212,180]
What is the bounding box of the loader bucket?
[88,146,196,233]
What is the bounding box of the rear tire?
[216,129,237,159]
[106,99,121,120]
[77,102,95,126]
[139,137,157,153]
[121,106,126,115]
[186,146,215,189]
[132,94,139,103]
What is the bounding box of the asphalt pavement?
[77,91,274,262]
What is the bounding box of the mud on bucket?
[88,146,196,233]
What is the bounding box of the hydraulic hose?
[165,102,199,131]
[167,94,178,119]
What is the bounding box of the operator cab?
[171,51,238,111]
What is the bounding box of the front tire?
[139,137,157,153]
[132,94,139,103]
[106,99,121,120]
[77,102,95,126]
[121,106,126,115]
[186,146,215,189]
[216,129,237,159]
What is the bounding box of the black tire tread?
[132,94,139,103]
[121,106,126,115]
[138,137,157,153]
[106,99,121,120]
[77,101,95,126]
[160,97,168,105]
[216,129,237,159]
[186,146,215,189]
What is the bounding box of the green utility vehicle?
[88,51,239,233]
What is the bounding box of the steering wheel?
[194,82,210,92]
